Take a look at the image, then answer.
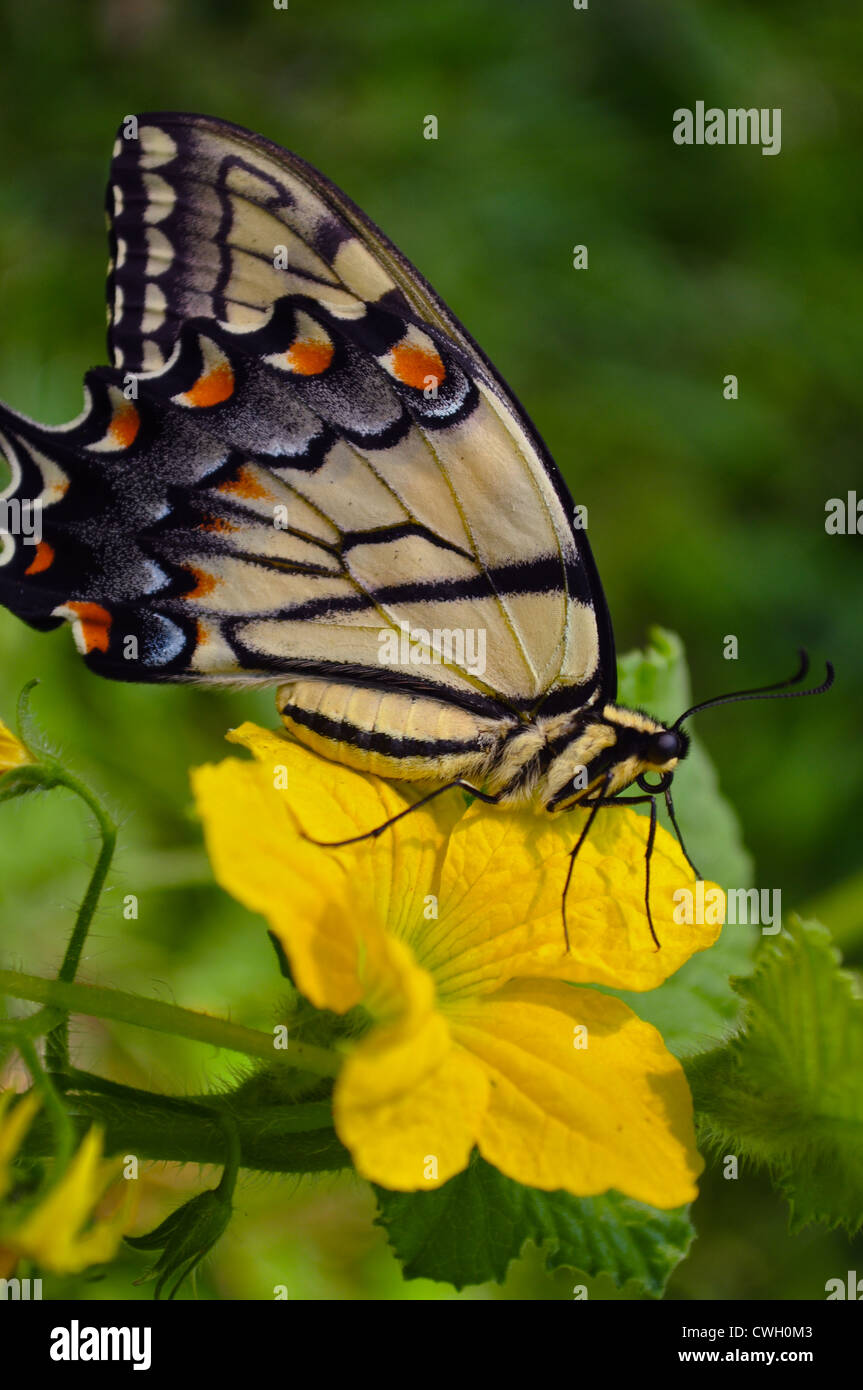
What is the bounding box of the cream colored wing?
[0,114,615,720]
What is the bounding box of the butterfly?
[0,113,833,945]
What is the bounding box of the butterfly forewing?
[0,113,615,782]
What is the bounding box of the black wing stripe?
[274,555,591,622]
[281,698,486,761]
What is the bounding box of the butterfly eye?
[651,730,682,763]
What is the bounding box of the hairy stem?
[19,1094,350,1174]
[0,970,341,1077]
[40,765,118,1072]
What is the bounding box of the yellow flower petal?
[449,978,702,1207]
[193,756,361,1012]
[420,800,721,997]
[335,938,489,1189]
[0,1091,41,1200]
[9,1126,136,1274]
[192,728,457,1011]
[0,719,32,775]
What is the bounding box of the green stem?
[43,766,118,1071]
[0,970,341,1077]
[53,774,117,986]
[18,1036,75,1172]
[15,678,43,752]
[0,1005,63,1040]
[19,1096,350,1173]
[214,1112,241,1199]
[57,1068,220,1114]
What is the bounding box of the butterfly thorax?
[487,704,689,812]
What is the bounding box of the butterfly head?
[633,727,689,789]
[542,706,690,814]
[543,649,835,820]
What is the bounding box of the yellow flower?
[193,725,723,1208]
[0,1091,137,1274]
[0,1090,41,1200]
[0,718,32,775]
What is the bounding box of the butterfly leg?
[571,787,662,950]
[597,786,703,889]
[561,772,612,953]
[590,783,709,948]
[302,779,504,849]
[662,785,702,880]
[643,795,660,950]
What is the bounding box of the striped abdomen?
[277,679,509,786]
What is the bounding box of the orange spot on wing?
[285,339,334,376]
[184,362,235,407]
[198,516,238,534]
[217,465,270,501]
[25,541,55,575]
[390,343,445,389]
[109,404,140,448]
[65,601,112,653]
[186,568,216,599]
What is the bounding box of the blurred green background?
[1,0,861,1298]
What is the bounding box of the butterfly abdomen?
[277,679,504,784]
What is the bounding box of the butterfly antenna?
[673,649,834,728]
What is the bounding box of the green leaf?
[374,1154,693,1296]
[613,628,756,1055]
[687,918,863,1234]
[618,626,753,892]
[802,866,863,956]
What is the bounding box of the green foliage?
[612,629,755,1055]
[688,919,863,1235]
[375,1154,693,1296]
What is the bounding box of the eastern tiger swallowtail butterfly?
[0,113,833,944]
